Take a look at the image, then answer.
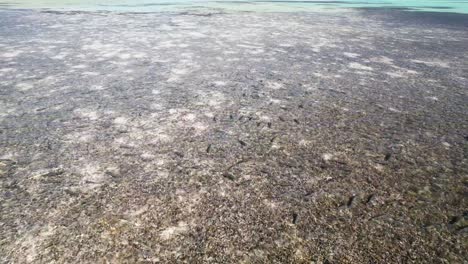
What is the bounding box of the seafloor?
[0,8,467,263]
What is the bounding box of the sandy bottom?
[0,8,467,263]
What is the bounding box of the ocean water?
[1,0,468,13]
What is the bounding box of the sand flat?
[0,8,467,263]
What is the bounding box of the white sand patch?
[72,64,87,69]
[149,133,172,144]
[269,98,282,104]
[156,40,175,48]
[213,81,227,86]
[82,41,116,51]
[133,52,146,59]
[16,226,56,263]
[151,104,164,111]
[114,137,131,146]
[192,122,208,133]
[172,68,189,75]
[64,131,95,143]
[15,83,33,91]
[114,117,128,125]
[40,75,60,86]
[259,115,271,122]
[168,108,180,115]
[118,53,132,60]
[372,56,394,65]
[237,44,263,49]
[271,141,280,150]
[390,65,419,75]
[78,163,110,188]
[1,50,23,58]
[411,59,450,68]
[82,71,100,76]
[0,68,17,73]
[386,72,405,78]
[247,49,265,55]
[322,153,333,161]
[168,67,191,82]
[343,52,360,58]
[312,72,331,78]
[102,51,122,58]
[74,109,99,120]
[158,24,173,31]
[140,152,155,161]
[204,112,214,118]
[263,199,277,209]
[198,91,226,107]
[160,222,188,240]
[183,113,197,121]
[90,85,106,90]
[76,133,94,142]
[48,24,64,29]
[188,32,207,38]
[349,62,373,71]
[266,81,283,90]
[116,52,146,60]
[222,50,238,55]
[127,205,149,218]
[51,52,69,60]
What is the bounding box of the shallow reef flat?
[0,8,467,263]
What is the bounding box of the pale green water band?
[2,0,468,14]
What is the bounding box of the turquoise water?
[1,0,468,13]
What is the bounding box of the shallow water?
[2,0,468,13]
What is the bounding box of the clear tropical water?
[1,0,468,13]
